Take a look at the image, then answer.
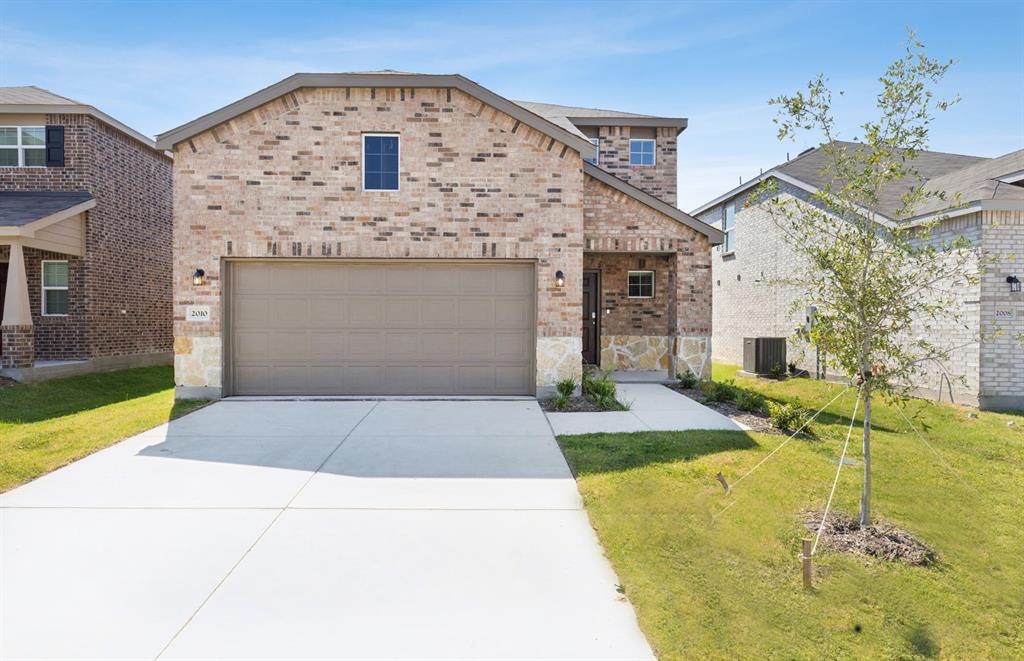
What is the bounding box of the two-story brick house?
[0,87,173,381]
[157,72,721,398]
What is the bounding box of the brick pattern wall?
[583,253,671,335]
[0,114,172,362]
[979,210,1024,409]
[699,181,1017,407]
[583,175,712,375]
[592,126,677,206]
[171,86,586,392]
[0,324,33,368]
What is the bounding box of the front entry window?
[42,260,69,315]
[628,270,654,298]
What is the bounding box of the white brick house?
[693,143,1024,411]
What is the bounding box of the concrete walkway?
[1,400,653,660]
[546,383,745,436]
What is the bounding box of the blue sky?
[2,0,1021,210]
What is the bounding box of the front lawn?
[558,364,1023,659]
[0,366,207,492]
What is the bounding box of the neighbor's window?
[585,137,600,165]
[0,126,45,167]
[363,134,399,191]
[629,139,655,166]
[628,271,654,298]
[723,201,736,252]
[42,260,69,315]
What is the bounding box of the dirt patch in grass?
[0,376,17,389]
[804,510,936,566]
[665,383,780,434]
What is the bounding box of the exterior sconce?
[193,269,206,286]
[555,270,565,287]
[1008,275,1021,293]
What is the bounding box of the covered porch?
[1,191,93,378]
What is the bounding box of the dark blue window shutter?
[45,125,65,167]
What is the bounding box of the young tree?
[755,32,981,526]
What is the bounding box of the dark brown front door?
[582,270,600,365]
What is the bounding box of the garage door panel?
[230,262,534,395]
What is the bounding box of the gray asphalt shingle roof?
[776,141,987,218]
[0,191,94,227]
[0,86,83,106]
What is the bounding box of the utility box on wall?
[743,337,787,376]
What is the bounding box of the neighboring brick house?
[0,87,172,381]
[156,72,721,398]
[693,142,1024,410]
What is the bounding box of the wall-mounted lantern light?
[1008,275,1021,293]
[555,270,565,287]
[193,269,206,286]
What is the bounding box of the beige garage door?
[227,261,535,396]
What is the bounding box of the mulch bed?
[0,376,18,389]
[664,383,780,434]
[803,510,936,566]
[539,394,607,413]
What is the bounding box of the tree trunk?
[859,385,873,527]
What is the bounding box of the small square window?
[363,134,399,191]
[628,270,654,298]
[629,139,656,166]
[42,260,69,315]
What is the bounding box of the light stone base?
[536,336,583,388]
[670,335,711,380]
[174,336,222,397]
[600,335,670,371]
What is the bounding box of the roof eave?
[0,104,159,151]
[567,116,688,135]
[584,163,723,243]
[155,73,596,155]
[0,197,95,235]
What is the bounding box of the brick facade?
[171,86,587,395]
[699,182,1023,410]
[0,324,33,368]
[0,113,172,363]
[588,126,678,206]
[583,175,713,376]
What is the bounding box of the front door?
[582,270,600,366]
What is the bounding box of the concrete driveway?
[1,400,653,660]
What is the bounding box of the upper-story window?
[629,139,656,166]
[723,201,736,253]
[0,126,46,167]
[584,138,600,165]
[363,134,399,191]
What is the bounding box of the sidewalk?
[545,383,746,436]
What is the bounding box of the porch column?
[1,242,34,369]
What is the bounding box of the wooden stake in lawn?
[801,539,813,589]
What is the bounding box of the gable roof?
[155,73,596,155]
[0,86,159,151]
[584,163,723,243]
[515,100,688,138]
[691,141,1021,222]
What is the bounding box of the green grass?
[0,366,208,492]
[558,364,1024,660]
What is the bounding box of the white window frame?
[722,202,736,253]
[361,133,400,192]
[41,260,69,316]
[0,126,46,168]
[585,137,600,165]
[627,270,655,299]
[629,139,656,166]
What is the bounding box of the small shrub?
[556,378,577,399]
[768,362,786,379]
[735,390,765,413]
[701,379,738,403]
[677,369,699,389]
[583,369,623,411]
[552,393,570,411]
[766,400,808,432]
